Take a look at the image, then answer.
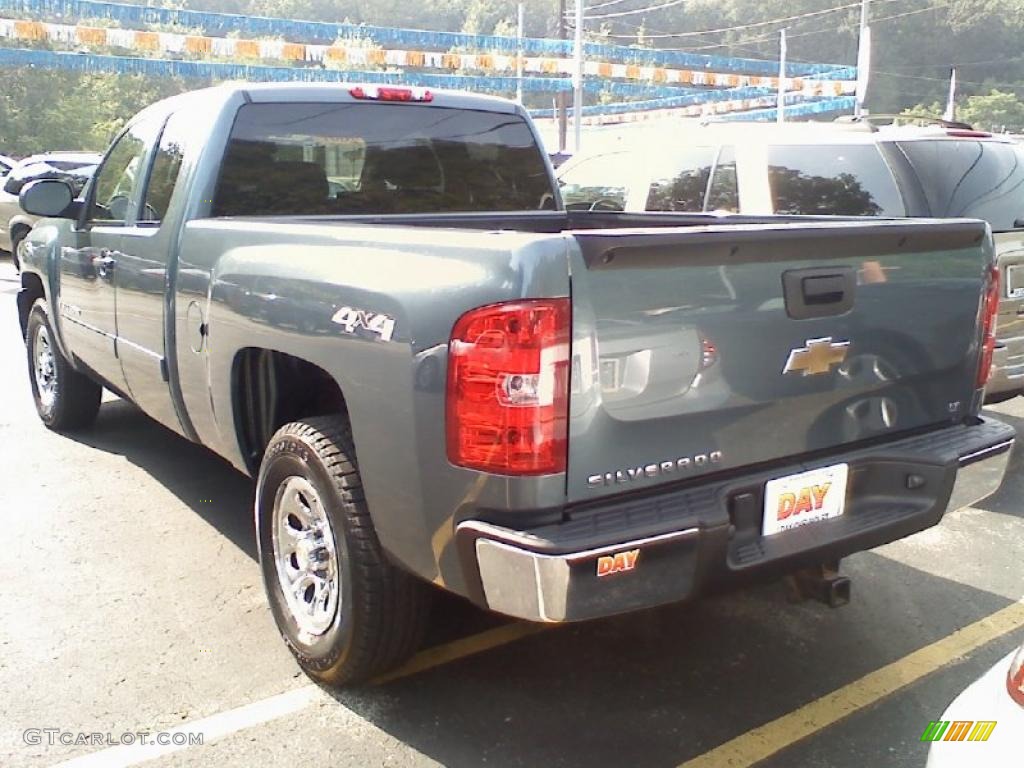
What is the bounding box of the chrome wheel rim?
[271,476,340,638]
[34,324,57,410]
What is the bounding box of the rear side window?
[767,144,905,217]
[896,140,1024,231]
[558,152,632,211]
[213,102,555,216]
[140,111,191,224]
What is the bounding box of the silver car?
[0,152,100,264]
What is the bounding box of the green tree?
[959,89,1024,132]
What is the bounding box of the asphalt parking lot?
[0,255,1021,768]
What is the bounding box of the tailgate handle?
[783,267,856,320]
[803,275,847,305]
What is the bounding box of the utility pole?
[573,0,584,152]
[776,29,787,124]
[557,0,568,152]
[854,0,871,117]
[943,67,957,122]
[516,3,524,104]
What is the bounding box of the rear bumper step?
[456,418,1014,622]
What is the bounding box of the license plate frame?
[762,463,849,537]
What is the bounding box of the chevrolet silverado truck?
[15,82,1015,685]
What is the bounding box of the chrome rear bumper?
[947,438,1014,512]
[459,419,1015,624]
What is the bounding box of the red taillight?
[977,265,1000,387]
[447,299,570,475]
[349,86,433,102]
[1007,643,1024,707]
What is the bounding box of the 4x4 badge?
[783,337,850,376]
[332,306,395,342]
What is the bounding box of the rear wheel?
[256,416,432,685]
[25,300,102,430]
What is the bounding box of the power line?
[875,69,1024,90]
[580,0,690,21]
[583,0,639,11]
[680,4,947,52]
[595,0,910,40]
[883,55,1024,69]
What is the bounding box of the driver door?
[58,117,160,390]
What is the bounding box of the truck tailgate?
[566,220,992,502]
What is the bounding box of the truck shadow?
[63,398,259,560]
[325,556,1020,768]
[62,396,502,642]
[55,396,1024,767]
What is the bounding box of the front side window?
[89,117,162,224]
[645,146,716,212]
[213,102,555,216]
[767,144,905,217]
[897,140,1024,231]
[558,152,633,211]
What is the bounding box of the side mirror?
[19,179,76,218]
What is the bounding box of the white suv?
[557,122,1024,401]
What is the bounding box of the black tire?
[257,416,432,686]
[25,299,102,431]
[10,226,28,272]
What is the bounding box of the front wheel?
[25,300,102,430]
[256,416,432,685]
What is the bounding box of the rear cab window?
[896,139,1024,232]
[213,102,555,216]
[766,143,905,217]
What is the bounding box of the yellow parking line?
[372,621,550,685]
[679,599,1024,768]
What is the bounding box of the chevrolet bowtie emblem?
[783,337,850,376]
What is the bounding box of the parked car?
[926,640,1024,767]
[16,83,1012,685]
[0,154,14,177]
[0,152,100,267]
[557,122,1024,402]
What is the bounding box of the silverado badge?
[783,337,850,376]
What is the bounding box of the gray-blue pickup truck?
[16,82,1014,684]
